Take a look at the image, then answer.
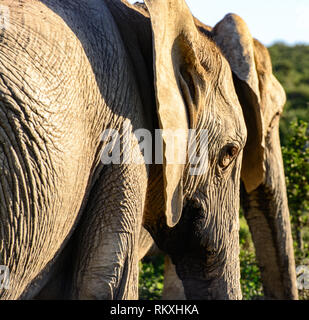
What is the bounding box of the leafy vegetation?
[139,43,309,300]
[268,44,309,146]
[282,120,309,257]
[139,255,165,300]
[281,120,309,300]
[238,214,263,300]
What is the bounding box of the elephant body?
[0,0,297,300]
[0,0,152,299]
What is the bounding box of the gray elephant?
[142,13,298,300]
[1,0,280,300]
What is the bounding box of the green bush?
[239,249,263,300]
[139,255,164,300]
[268,43,309,146]
[282,120,309,259]
[239,214,263,300]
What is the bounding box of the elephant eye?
[219,144,239,169]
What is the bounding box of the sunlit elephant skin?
[0,0,151,300]
[214,14,298,300]
[144,13,298,300]
[0,0,247,300]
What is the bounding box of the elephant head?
[213,14,298,299]
[142,0,247,300]
[140,12,299,301]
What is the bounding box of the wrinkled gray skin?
[0,0,248,300]
[142,13,298,300]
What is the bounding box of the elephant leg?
[72,163,148,300]
[162,255,185,300]
[138,227,160,261]
[33,238,76,300]
[241,127,298,300]
[138,228,186,300]
[242,184,297,300]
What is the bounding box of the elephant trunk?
[72,164,148,300]
[242,128,298,300]
[181,255,242,300]
[174,204,242,300]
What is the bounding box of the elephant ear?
[212,14,266,193]
[144,0,206,227]
[252,38,286,133]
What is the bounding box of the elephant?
[140,12,298,300]
[1,0,269,300]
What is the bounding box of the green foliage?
[282,120,309,259]
[239,214,263,300]
[239,249,263,300]
[268,43,309,146]
[139,255,164,300]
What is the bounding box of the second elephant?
[141,13,298,301]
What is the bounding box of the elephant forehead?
[216,58,248,145]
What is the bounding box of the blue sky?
[128,0,309,46]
